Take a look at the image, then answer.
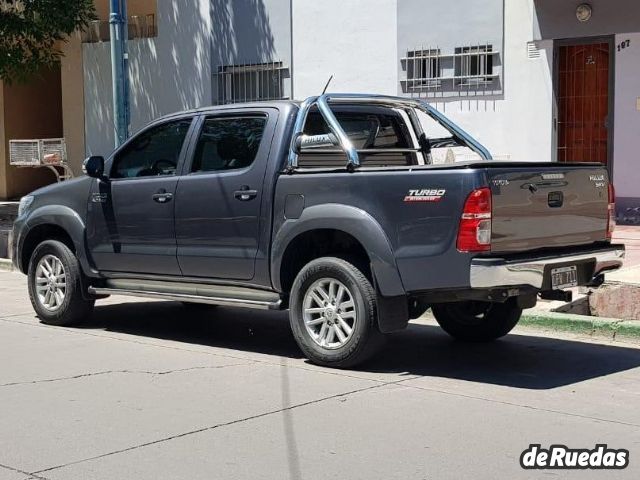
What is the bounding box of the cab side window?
[191,116,266,173]
[111,119,192,179]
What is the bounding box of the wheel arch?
[271,204,405,297]
[19,206,91,275]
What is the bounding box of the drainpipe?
[109,0,129,147]
[289,0,294,99]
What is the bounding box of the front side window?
[191,116,266,173]
[111,119,192,179]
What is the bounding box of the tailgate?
[487,164,609,253]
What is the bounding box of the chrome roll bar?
[287,93,492,170]
[316,95,360,167]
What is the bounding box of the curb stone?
[521,311,640,340]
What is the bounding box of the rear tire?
[27,240,94,326]
[431,299,522,342]
[289,257,384,368]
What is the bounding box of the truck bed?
[275,161,612,293]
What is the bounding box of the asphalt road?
[1,270,639,480]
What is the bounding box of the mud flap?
[376,294,409,333]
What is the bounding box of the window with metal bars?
[406,49,441,89]
[401,44,500,97]
[454,45,494,85]
[215,62,288,105]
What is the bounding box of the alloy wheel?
[302,278,357,349]
[35,254,67,312]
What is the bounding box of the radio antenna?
[321,75,334,95]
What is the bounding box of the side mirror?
[83,156,105,179]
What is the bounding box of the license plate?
[551,265,578,289]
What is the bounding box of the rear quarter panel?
[273,168,485,293]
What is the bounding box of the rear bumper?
[470,245,625,289]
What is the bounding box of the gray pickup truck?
[12,93,624,367]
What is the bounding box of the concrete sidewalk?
[586,226,640,321]
[613,225,640,269]
[606,227,640,286]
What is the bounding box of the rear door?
[86,117,194,275]
[174,110,276,280]
[487,164,609,253]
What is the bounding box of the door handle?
[234,187,258,201]
[152,192,173,203]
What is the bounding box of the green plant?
[0,0,96,82]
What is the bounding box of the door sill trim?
[88,287,282,310]
[97,271,273,291]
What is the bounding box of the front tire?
[289,257,384,368]
[27,240,94,326]
[431,299,522,342]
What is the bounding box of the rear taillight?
[457,187,492,252]
[607,183,616,240]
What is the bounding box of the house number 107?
[617,39,631,51]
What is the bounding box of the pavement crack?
[0,363,253,388]
[31,378,405,476]
[0,462,50,480]
[0,316,393,385]
[0,312,35,320]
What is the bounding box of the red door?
[557,43,609,164]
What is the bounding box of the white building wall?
[291,0,554,162]
[397,0,505,102]
[613,32,640,202]
[291,0,398,99]
[81,0,637,210]
[429,0,553,161]
[83,0,212,158]
[210,0,292,102]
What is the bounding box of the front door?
[86,117,194,275]
[557,42,610,164]
[175,112,274,280]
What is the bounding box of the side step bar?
[88,279,283,310]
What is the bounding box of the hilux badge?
[589,174,606,188]
[404,189,446,202]
[91,193,108,203]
